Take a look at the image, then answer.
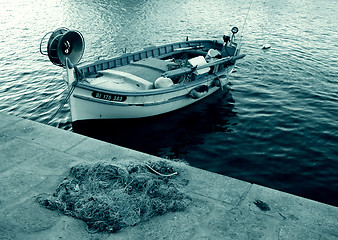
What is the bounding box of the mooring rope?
[44,80,77,124]
[234,0,253,56]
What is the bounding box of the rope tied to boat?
[234,0,253,56]
[43,79,78,124]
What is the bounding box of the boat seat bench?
[114,58,178,83]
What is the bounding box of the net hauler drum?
[41,28,85,67]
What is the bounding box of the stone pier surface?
[0,112,337,240]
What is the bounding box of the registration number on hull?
[92,91,127,102]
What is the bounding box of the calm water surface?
[0,0,337,206]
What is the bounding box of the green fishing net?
[36,160,191,233]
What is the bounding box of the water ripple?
[0,0,337,206]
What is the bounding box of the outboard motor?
[222,26,239,48]
[223,26,239,46]
[40,28,85,67]
[221,27,239,57]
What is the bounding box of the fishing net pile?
[36,160,191,233]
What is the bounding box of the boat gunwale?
[72,38,240,97]
[74,66,232,97]
[77,39,224,75]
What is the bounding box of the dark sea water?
[1,0,337,206]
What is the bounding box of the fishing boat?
[40,27,245,123]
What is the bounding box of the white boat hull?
[69,83,221,122]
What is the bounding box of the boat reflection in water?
[72,88,237,159]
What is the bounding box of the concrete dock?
[1,111,337,240]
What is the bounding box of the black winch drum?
[46,28,85,67]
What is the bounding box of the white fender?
[154,77,174,89]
